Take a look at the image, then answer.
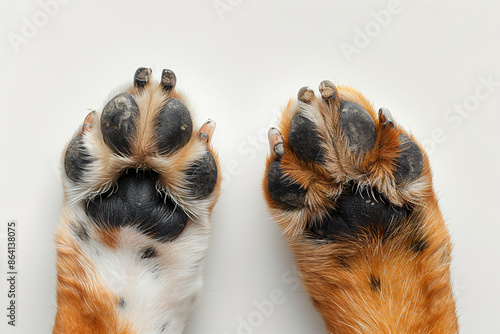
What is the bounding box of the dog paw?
[263,82,458,333]
[54,68,221,334]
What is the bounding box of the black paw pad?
[64,135,93,182]
[394,135,423,184]
[155,98,193,154]
[267,161,306,207]
[101,93,139,154]
[288,113,325,163]
[339,101,377,153]
[86,170,188,242]
[185,151,218,199]
[309,187,409,240]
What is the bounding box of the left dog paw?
[54,68,221,334]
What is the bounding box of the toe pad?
[155,98,193,154]
[101,93,139,154]
[64,135,92,182]
[288,113,325,163]
[394,135,423,184]
[267,161,306,207]
[339,101,377,153]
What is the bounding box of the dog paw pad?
[100,92,139,154]
[289,113,325,163]
[394,134,423,184]
[338,101,377,154]
[155,98,193,154]
[267,161,306,207]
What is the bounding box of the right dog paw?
[263,81,458,333]
[54,68,221,334]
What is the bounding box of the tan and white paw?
[53,68,221,334]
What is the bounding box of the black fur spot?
[288,113,325,163]
[267,161,306,207]
[118,298,126,308]
[409,233,428,253]
[73,225,90,242]
[369,275,382,292]
[64,135,93,182]
[185,151,218,198]
[337,256,351,270]
[141,247,158,259]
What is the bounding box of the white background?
[1,1,499,333]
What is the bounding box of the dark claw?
[161,69,177,91]
[338,101,377,153]
[64,135,92,182]
[378,107,395,128]
[394,135,423,184]
[268,128,284,160]
[134,67,151,88]
[267,161,306,207]
[101,92,139,154]
[197,119,216,144]
[297,86,315,103]
[288,113,325,163]
[82,111,96,134]
[318,80,338,101]
[155,98,193,154]
[185,151,218,199]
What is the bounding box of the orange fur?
[53,216,135,334]
[263,85,458,333]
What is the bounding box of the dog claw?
[134,67,151,88]
[198,119,216,143]
[378,107,395,128]
[82,110,96,134]
[268,127,284,160]
[161,69,177,91]
[298,86,315,103]
[319,80,338,101]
